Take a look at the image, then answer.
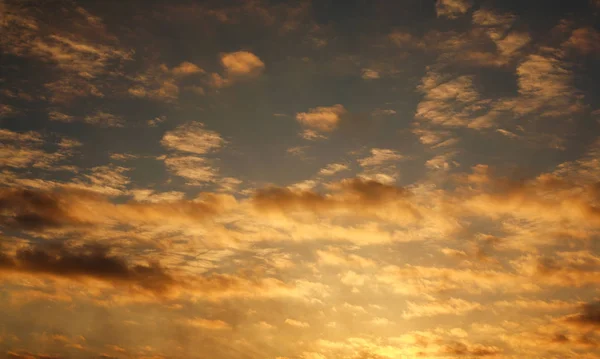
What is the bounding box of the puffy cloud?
[415,72,489,128]
[565,27,600,54]
[435,0,472,19]
[164,156,218,184]
[514,53,583,117]
[358,149,404,167]
[285,318,310,328]
[472,8,515,28]
[220,51,265,78]
[361,68,380,80]
[296,104,346,132]
[171,61,204,76]
[319,163,349,176]
[161,122,224,184]
[340,271,367,287]
[161,122,224,155]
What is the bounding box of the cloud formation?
[296,104,347,133]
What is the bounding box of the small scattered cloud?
[148,115,167,127]
[403,298,483,318]
[358,148,404,167]
[285,318,310,328]
[296,104,347,133]
[186,317,231,330]
[220,51,265,78]
[161,121,224,155]
[361,68,380,80]
[48,110,75,122]
[171,61,205,77]
[436,0,472,19]
[84,111,124,127]
[164,156,218,184]
[319,163,349,176]
[371,109,396,116]
[565,27,600,54]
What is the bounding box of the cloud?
[70,165,130,196]
[296,104,347,132]
[494,299,577,311]
[171,61,204,77]
[565,27,600,54]
[425,152,459,171]
[252,178,414,219]
[84,111,124,127]
[0,187,234,231]
[48,111,74,122]
[130,189,185,203]
[361,68,380,80]
[563,301,600,329]
[160,122,224,184]
[378,264,540,297]
[148,115,167,127]
[514,53,583,117]
[285,318,310,328]
[415,71,488,128]
[358,149,404,167]
[28,34,131,77]
[441,342,502,357]
[319,163,349,176]
[161,122,225,155]
[340,270,367,287]
[0,2,132,104]
[513,251,600,288]
[0,242,175,294]
[220,51,265,78]
[163,156,219,184]
[301,129,328,141]
[0,129,76,170]
[472,8,515,28]
[371,109,396,116]
[389,31,414,46]
[316,248,375,268]
[435,0,472,19]
[186,318,231,330]
[402,298,483,318]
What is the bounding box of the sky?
[1,0,600,358]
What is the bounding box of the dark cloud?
[6,352,62,359]
[442,342,502,357]
[565,301,600,328]
[0,188,91,230]
[0,242,174,294]
[252,178,410,212]
[0,187,233,231]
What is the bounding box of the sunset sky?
[1,0,600,358]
